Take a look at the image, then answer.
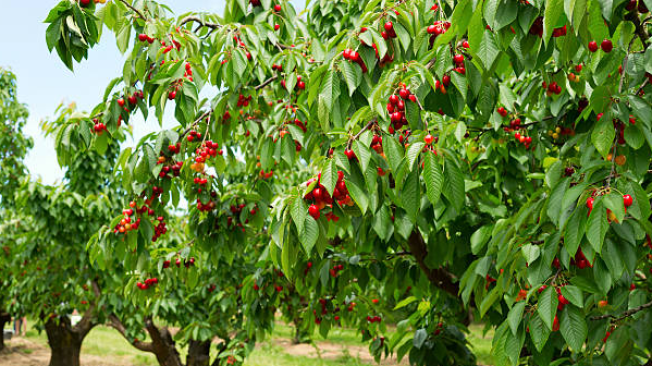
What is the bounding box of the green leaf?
[591,115,616,158]
[290,196,307,234]
[538,286,559,331]
[422,151,443,207]
[413,328,427,349]
[521,244,541,265]
[402,169,420,224]
[299,216,319,254]
[544,0,565,43]
[477,31,500,70]
[528,313,551,352]
[508,302,526,336]
[564,207,586,257]
[320,159,338,196]
[587,200,608,253]
[383,136,404,173]
[560,306,588,352]
[561,285,584,308]
[471,225,492,255]
[443,158,465,212]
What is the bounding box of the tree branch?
[72,280,100,336]
[591,299,652,321]
[118,0,146,20]
[109,314,156,353]
[406,230,459,297]
[254,75,278,91]
[178,16,221,30]
[347,119,376,150]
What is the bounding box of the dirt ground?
[271,338,408,365]
[0,337,131,366]
[0,336,407,366]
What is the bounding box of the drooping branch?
[591,299,652,321]
[406,230,459,297]
[108,314,155,353]
[347,119,377,150]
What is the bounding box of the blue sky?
[0,0,300,185]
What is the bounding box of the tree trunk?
[187,340,211,366]
[0,311,10,352]
[292,318,308,344]
[45,318,83,366]
[146,321,183,366]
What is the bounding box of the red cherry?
[424,134,434,144]
[389,95,399,105]
[168,90,177,100]
[588,41,598,52]
[384,21,394,32]
[79,0,91,6]
[601,39,613,53]
[586,196,594,210]
[442,75,451,86]
[274,24,280,31]
[274,4,281,11]
[117,98,125,107]
[399,88,410,99]
[138,34,148,42]
[623,194,633,207]
[427,25,437,34]
[462,40,470,48]
[308,204,320,220]
[453,54,464,64]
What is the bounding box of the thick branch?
[118,0,146,20]
[406,230,459,297]
[591,299,652,321]
[109,314,155,353]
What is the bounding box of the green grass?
[12,320,494,366]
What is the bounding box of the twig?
[347,119,376,149]
[591,299,652,321]
[178,16,221,30]
[254,75,279,91]
[118,0,146,20]
[637,79,649,95]
[181,110,212,139]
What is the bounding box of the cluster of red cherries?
[305,171,352,221]
[387,86,417,132]
[136,278,158,290]
[163,257,195,268]
[342,48,368,73]
[543,81,563,97]
[92,118,107,135]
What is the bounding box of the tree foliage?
[19,0,652,365]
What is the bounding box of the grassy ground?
[6,321,493,366]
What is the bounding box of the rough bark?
[43,286,98,366]
[44,317,83,366]
[187,340,211,366]
[0,311,10,352]
[407,230,459,297]
[110,314,183,366]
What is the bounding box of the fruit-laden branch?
[118,0,146,20]
[108,314,155,353]
[591,299,652,321]
[406,230,459,298]
[181,110,213,139]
